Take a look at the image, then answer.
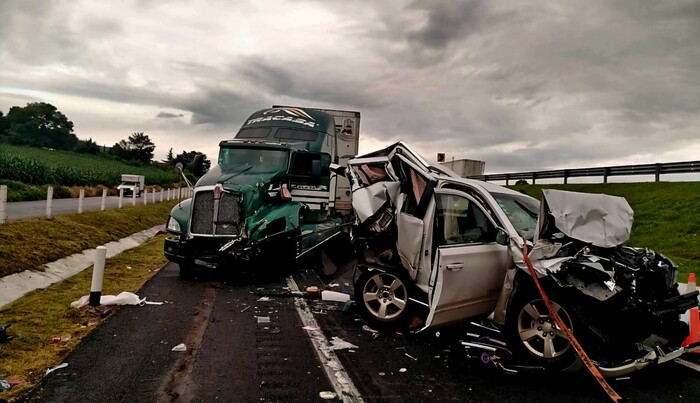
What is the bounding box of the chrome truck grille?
[190,190,243,236]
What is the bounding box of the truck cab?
[117,174,145,197]
[164,106,360,278]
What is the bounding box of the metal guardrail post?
[603,167,609,183]
[505,174,510,186]
[532,173,537,185]
[655,163,661,182]
[563,169,569,184]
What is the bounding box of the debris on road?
[70,291,164,308]
[319,391,337,399]
[321,290,350,303]
[0,379,11,391]
[240,305,252,313]
[399,368,407,373]
[257,316,271,324]
[45,363,68,375]
[329,336,358,351]
[257,296,271,302]
[171,343,187,352]
[302,326,319,331]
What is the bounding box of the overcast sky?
[1,0,699,173]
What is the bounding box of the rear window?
[236,127,271,138]
[274,128,318,142]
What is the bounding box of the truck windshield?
[218,147,289,173]
[489,192,540,240]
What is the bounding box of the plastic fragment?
[241,305,252,313]
[257,316,271,324]
[321,290,350,302]
[0,380,11,391]
[319,391,337,399]
[404,353,417,361]
[399,368,407,373]
[171,343,187,352]
[257,297,271,302]
[329,336,358,351]
[46,363,68,375]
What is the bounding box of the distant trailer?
[440,158,485,178]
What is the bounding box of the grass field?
[0,144,179,187]
[511,181,700,279]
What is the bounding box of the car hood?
[534,189,634,248]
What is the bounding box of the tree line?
[0,102,210,172]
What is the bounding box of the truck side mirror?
[176,162,184,173]
[311,159,322,185]
[193,155,204,177]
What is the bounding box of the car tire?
[505,289,581,371]
[354,268,414,331]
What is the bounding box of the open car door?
[424,189,509,328]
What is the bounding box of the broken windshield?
[490,192,539,240]
[217,147,289,174]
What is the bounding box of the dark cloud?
[156,112,184,118]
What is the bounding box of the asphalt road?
[17,263,700,403]
[4,194,173,221]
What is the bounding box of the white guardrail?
[0,185,194,224]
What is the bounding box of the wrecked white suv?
[347,142,699,376]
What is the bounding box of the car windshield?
[217,147,289,174]
[489,191,539,240]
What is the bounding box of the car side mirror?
[495,227,509,246]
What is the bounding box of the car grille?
[191,190,243,236]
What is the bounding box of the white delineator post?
[118,188,124,209]
[89,246,107,306]
[46,186,54,218]
[78,188,85,213]
[0,185,7,224]
[160,189,164,202]
[152,188,156,203]
[167,188,171,201]
[143,188,148,206]
[101,188,107,211]
[132,188,136,206]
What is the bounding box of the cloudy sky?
[1,0,699,173]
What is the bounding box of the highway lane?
[4,193,177,221]
[19,263,700,402]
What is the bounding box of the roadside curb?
[0,225,165,309]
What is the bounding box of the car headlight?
[166,216,181,233]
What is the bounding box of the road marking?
[286,276,364,403]
[675,358,700,372]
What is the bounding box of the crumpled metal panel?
[536,189,634,248]
[351,181,401,223]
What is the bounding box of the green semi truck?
[164,106,360,278]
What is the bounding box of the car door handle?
[446,263,463,271]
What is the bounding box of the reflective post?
[143,188,148,206]
[160,189,164,202]
[119,188,124,208]
[46,186,53,218]
[78,188,85,214]
[101,188,107,211]
[0,185,7,224]
[132,188,136,206]
[152,188,156,203]
[89,246,107,306]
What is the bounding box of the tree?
[2,102,77,150]
[74,138,100,154]
[175,150,211,173]
[165,147,174,163]
[109,132,155,164]
[0,111,8,136]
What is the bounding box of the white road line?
[675,358,700,372]
[286,276,364,403]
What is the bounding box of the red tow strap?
[522,240,623,402]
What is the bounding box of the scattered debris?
[378,372,385,376]
[404,353,417,361]
[270,327,281,334]
[327,283,340,288]
[321,290,350,303]
[362,325,379,334]
[46,363,68,375]
[399,368,407,373]
[302,326,319,331]
[329,336,358,351]
[257,296,271,302]
[240,305,252,313]
[171,343,187,352]
[0,380,10,391]
[0,323,13,343]
[101,309,112,317]
[70,291,164,308]
[319,391,337,400]
[257,316,271,324]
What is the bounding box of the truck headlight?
[166,216,181,233]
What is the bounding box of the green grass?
[0,200,178,277]
[0,235,168,401]
[511,182,700,280]
[0,144,179,187]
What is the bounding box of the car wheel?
[354,269,413,331]
[506,292,579,370]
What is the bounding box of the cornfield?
[0,144,180,186]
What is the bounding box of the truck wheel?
[505,290,581,371]
[354,268,413,331]
[179,261,197,280]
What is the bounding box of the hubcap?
[362,273,407,321]
[517,299,572,359]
